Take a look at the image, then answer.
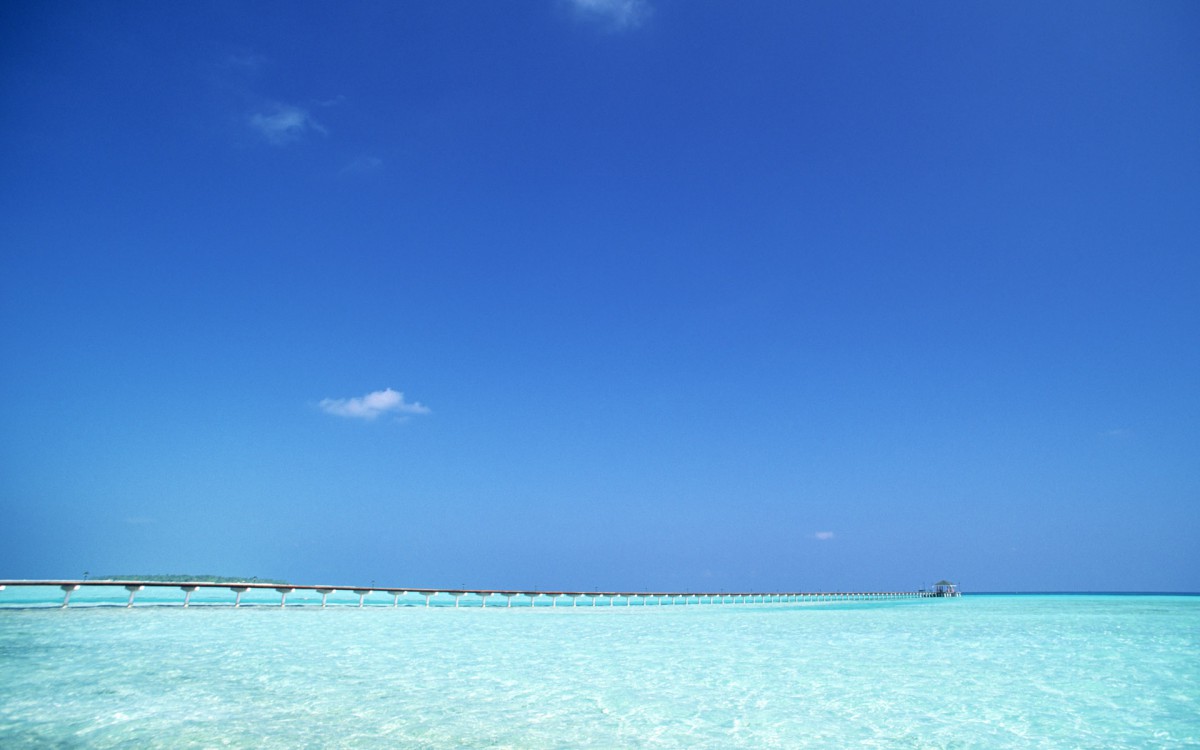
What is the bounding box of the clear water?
[0,592,1196,748]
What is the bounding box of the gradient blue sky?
[2,1,1197,592]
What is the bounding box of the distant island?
[93,574,291,585]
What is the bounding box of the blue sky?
[2,1,1197,592]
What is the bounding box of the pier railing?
[0,580,957,609]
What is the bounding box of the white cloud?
[341,156,384,175]
[813,531,835,541]
[223,53,267,73]
[249,104,326,145]
[569,0,650,30]
[319,388,430,420]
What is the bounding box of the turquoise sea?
[0,591,1196,748]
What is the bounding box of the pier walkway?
[0,580,957,608]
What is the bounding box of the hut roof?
[934,580,955,586]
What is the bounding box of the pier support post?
[355,589,371,608]
[276,588,294,607]
[480,593,490,608]
[60,584,79,608]
[454,592,463,608]
[181,585,197,607]
[317,588,333,607]
[125,585,144,608]
[388,590,405,607]
[230,586,248,607]
[424,592,437,608]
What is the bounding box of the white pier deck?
[0,580,958,608]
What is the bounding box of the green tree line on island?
[92,574,291,585]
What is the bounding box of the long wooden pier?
[0,580,958,608]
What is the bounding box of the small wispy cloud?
[223,53,267,73]
[249,104,326,146]
[319,388,430,420]
[813,531,835,541]
[1100,428,1130,438]
[569,0,650,30]
[341,156,384,175]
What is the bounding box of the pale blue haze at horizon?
[0,1,1196,591]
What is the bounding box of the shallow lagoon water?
[1,594,1196,748]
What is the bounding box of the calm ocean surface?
[0,591,1196,748]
